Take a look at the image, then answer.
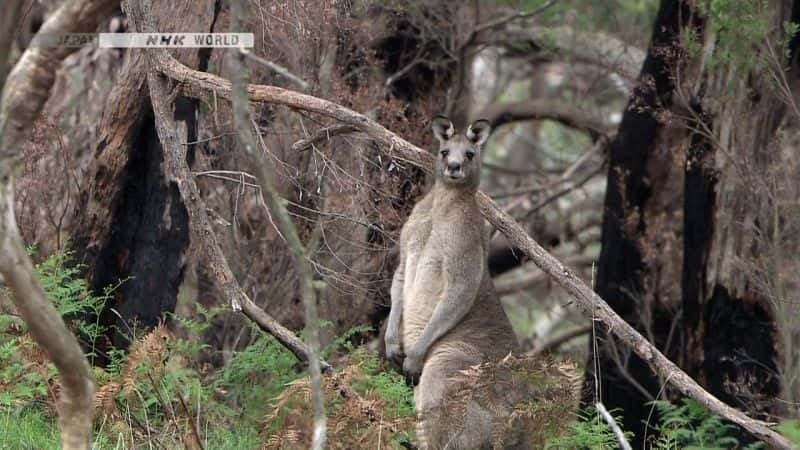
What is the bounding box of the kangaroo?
[385,116,525,449]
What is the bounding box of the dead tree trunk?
[586,0,799,445]
[582,1,701,444]
[681,0,800,435]
[71,0,217,351]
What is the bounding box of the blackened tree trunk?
[586,0,798,445]
[71,0,217,351]
[582,0,702,444]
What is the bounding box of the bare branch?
[128,29,791,448]
[291,124,360,152]
[478,99,613,138]
[0,1,120,448]
[240,48,309,91]
[472,0,556,36]
[596,402,633,450]
[126,0,331,375]
[145,70,330,371]
[500,26,645,86]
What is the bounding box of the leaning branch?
[127,11,330,377]
[142,64,331,373]
[127,27,790,448]
[0,1,119,449]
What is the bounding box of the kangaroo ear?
[466,119,491,146]
[431,115,454,144]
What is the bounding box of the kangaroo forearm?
[386,297,403,340]
[410,291,476,358]
[386,271,404,342]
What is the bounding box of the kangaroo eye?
[466,151,475,160]
[440,149,449,158]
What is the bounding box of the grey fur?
[385,116,526,449]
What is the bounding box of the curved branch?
[127,28,790,448]
[478,99,613,138]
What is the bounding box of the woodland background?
[2,0,800,448]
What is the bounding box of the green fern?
[348,347,415,418]
[545,407,626,449]
[648,399,762,450]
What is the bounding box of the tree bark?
[585,0,798,445]
[0,0,24,87]
[681,0,800,434]
[71,0,217,352]
[581,1,700,443]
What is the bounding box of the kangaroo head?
[430,115,491,189]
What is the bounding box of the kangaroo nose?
[447,162,461,172]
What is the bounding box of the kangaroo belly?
[404,279,516,363]
[429,294,516,362]
[402,261,442,347]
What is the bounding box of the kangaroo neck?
[430,183,477,211]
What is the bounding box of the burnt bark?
[89,107,189,348]
[71,1,217,351]
[582,0,701,444]
[585,0,796,445]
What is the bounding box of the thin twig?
[291,124,359,152]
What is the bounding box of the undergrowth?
[2,248,800,449]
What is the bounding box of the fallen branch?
[127,20,791,449]
[0,1,119,448]
[131,36,329,378]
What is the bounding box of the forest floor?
[2,249,799,449]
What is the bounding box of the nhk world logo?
[32,33,254,48]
